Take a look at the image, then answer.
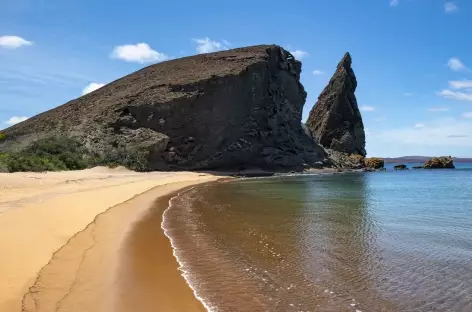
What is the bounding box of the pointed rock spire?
[306,52,366,156]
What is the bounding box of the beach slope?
[0,167,220,312]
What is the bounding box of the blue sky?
[1,0,472,157]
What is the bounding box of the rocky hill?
[1,46,327,171]
[0,45,365,171]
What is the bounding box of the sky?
[1,0,471,157]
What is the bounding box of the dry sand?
[0,167,223,312]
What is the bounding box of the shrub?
[99,147,150,172]
[1,136,151,173]
[0,133,5,141]
[1,136,89,172]
[0,153,9,172]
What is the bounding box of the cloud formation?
[4,116,29,126]
[438,89,472,102]
[289,50,309,60]
[449,80,472,89]
[0,36,33,49]
[462,112,472,118]
[373,118,472,148]
[194,37,230,54]
[444,2,458,13]
[447,57,467,71]
[390,0,399,7]
[111,43,169,63]
[312,70,324,76]
[82,82,105,95]
[360,105,375,111]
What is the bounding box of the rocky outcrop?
[424,156,455,169]
[306,53,366,156]
[1,45,330,171]
[365,157,384,169]
[394,164,408,170]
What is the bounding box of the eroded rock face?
[424,156,455,169]
[306,53,366,156]
[1,45,328,171]
[364,157,385,169]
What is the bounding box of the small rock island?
[424,156,455,169]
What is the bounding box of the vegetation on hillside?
[0,136,151,173]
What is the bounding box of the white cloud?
[462,112,472,118]
[290,50,309,60]
[373,118,472,148]
[360,105,375,111]
[448,57,467,71]
[390,0,399,7]
[444,2,458,13]
[193,37,230,54]
[438,89,472,102]
[312,70,324,76]
[82,82,105,95]
[0,36,33,49]
[449,80,472,89]
[428,107,449,112]
[111,43,169,64]
[414,123,425,128]
[403,92,413,96]
[5,116,29,126]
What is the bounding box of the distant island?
[383,156,472,163]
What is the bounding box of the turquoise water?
[164,165,472,311]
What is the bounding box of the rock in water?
[394,164,408,170]
[424,156,455,169]
[0,45,328,171]
[306,52,366,156]
[364,157,385,169]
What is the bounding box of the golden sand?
[0,167,221,312]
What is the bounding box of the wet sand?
[0,167,222,312]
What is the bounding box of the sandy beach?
[0,167,222,312]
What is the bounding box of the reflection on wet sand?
[162,171,472,311]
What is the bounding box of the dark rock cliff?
[306,52,366,157]
[1,45,329,171]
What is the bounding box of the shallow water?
[163,166,472,311]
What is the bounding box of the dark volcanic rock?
[306,52,366,156]
[424,156,455,169]
[394,164,408,170]
[0,45,329,171]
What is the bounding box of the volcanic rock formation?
[306,52,366,157]
[424,156,455,169]
[1,45,330,171]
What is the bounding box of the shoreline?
[0,168,224,312]
[160,181,232,312]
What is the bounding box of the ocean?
[162,165,472,311]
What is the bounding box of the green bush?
[0,133,6,141]
[0,153,9,172]
[0,136,151,173]
[99,147,150,172]
[1,136,89,172]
